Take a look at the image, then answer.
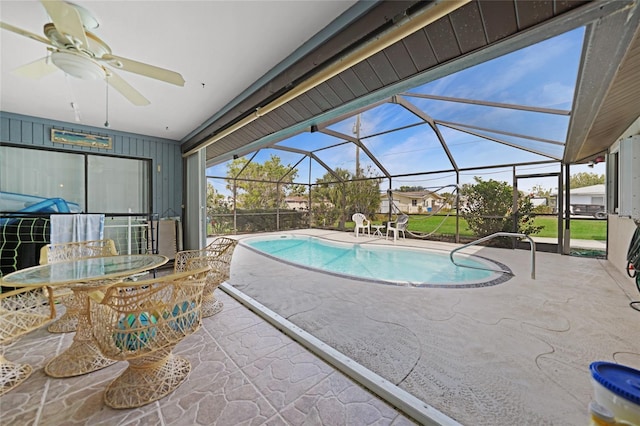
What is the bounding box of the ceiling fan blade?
[105,70,150,106]
[101,54,185,87]
[13,56,59,79]
[40,0,89,49]
[0,21,53,46]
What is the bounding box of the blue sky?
[207,26,606,196]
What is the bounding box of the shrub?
[460,177,543,244]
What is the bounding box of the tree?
[529,184,553,214]
[397,185,425,192]
[348,166,382,218]
[206,182,227,216]
[312,166,381,228]
[530,184,552,197]
[570,172,604,189]
[460,177,542,239]
[226,155,298,209]
[206,182,232,234]
[288,184,308,197]
[312,168,350,228]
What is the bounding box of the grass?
[211,212,608,241]
[528,216,607,240]
[397,215,467,236]
[365,214,607,241]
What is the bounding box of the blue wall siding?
[0,112,182,218]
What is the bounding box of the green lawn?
[533,216,607,240]
[363,214,607,240]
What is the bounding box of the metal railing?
[449,232,536,279]
[103,214,157,255]
[0,213,158,278]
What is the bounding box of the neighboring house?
[284,196,309,211]
[569,184,606,217]
[569,184,606,206]
[550,184,605,204]
[551,184,606,217]
[379,190,445,214]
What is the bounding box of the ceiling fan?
[0,0,185,106]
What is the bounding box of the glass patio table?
[0,254,168,378]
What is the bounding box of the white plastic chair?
[386,215,408,241]
[352,213,370,237]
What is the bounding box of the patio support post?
[564,164,571,255]
[512,166,518,249]
[387,180,393,223]
[557,171,564,253]
[308,158,312,228]
[456,171,460,244]
[339,182,346,229]
[233,180,237,234]
[276,182,280,231]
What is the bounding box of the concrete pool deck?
[2,229,637,425]
[227,229,640,425]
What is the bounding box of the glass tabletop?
[1,254,168,287]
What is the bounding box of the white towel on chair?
[51,214,105,244]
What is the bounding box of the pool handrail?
[450,232,536,280]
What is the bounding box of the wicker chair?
[40,239,118,333]
[173,237,237,317]
[1,286,55,396]
[91,266,209,409]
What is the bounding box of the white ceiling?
[0,0,357,141]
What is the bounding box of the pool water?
[241,235,511,288]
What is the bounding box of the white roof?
[569,184,605,195]
[551,184,605,196]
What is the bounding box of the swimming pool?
[240,234,512,288]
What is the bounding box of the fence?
[209,209,309,236]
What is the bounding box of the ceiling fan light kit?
[51,51,104,80]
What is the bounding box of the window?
[0,145,84,212]
[88,156,149,213]
[0,145,150,214]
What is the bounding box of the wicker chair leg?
[0,355,33,397]
[201,286,224,317]
[104,350,191,409]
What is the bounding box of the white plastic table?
[371,224,385,237]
